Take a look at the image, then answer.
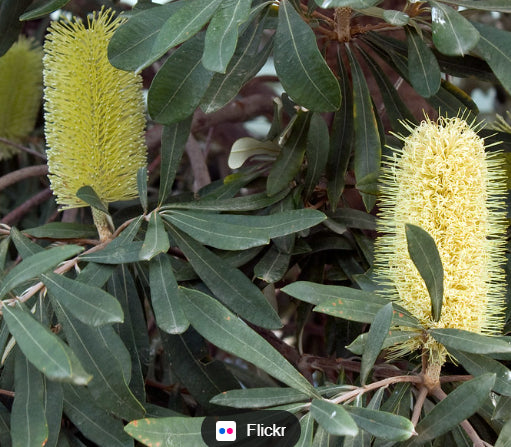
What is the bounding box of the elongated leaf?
[108,2,184,71]
[2,303,91,384]
[151,0,223,63]
[411,373,496,444]
[75,186,108,213]
[159,118,192,204]
[137,166,148,212]
[11,350,48,447]
[20,0,70,20]
[282,281,419,327]
[43,378,63,447]
[327,208,376,231]
[267,110,311,196]
[201,12,273,113]
[473,22,511,95]
[125,417,204,447]
[441,0,511,12]
[52,301,145,421]
[310,399,358,436]
[449,350,511,396]
[405,223,444,322]
[210,387,310,408]
[315,0,381,7]
[495,419,511,447]
[360,303,393,385]
[203,0,251,73]
[296,413,314,447]
[148,35,213,124]
[430,1,479,56]
[304,113,329,199]
[42,272,123,327]
[25,223,97,239]
[228,137,280,169]
[406,27,441,97]
[180,287,319,398]
[430,328,511,354]
[162,211,269,250]
[427,79,478,119]
[139,211,170,260]
[274,0,341,111]
[168,226,281,329]
[0,0,32,56]
[149,254,189,334]
[63,384,134,447]
[347,330,418,355]
[327,51,353,209]
[346,47,380,211]
[254,246,291,283]
[345,406,414,441]
[0,244,83,298]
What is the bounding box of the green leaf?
[148,34,213,124]
[430,328,511,354]
[310,399,358,436]
[473,22,511,95]
[2,303,91,384]
[149,254,189,334]
[43,378,63,447]
[162,211,269,250]
[0,402,10,447]
[327,52,353,210]
[495,418,511,447]
[151,0,223,64]
[254,245,291,283]
[210,387,310,408]
[11,350,48,447]
[406,27,441,97]
[346,330,418,355]
[80,242,144,264]
[0,0,32,56]
[383,9,409,26]
[315,0,381,7]
[326,208,376,231]
[52,301,145,421]
[275,0,341,111]
[283,281,419,326]
[24,223,97,240]
[201,11,272,113]
[430,1,479,56]
[267,110,311,196]
[440,0,511,12]
[158,118,192,205]
[139,211,170,261]
[137,166,148,212]
[449,350,511,396]
[360,303,393,385]
[410,373,496,444]
[228,137,280,170]
[304,113,330,199]
[405,223,444,322]
[108,2,184,72]
[346,47,380,211]
[202,0,251,73]
[125,417,204,447]
[345,406,414,441]
[0,244,83,298]
[62,384,134,447]
[75,186,108,213]
[167,226,281,329]
[42,272,124,327]
[296,413,314,447]
[19,0,70,20]
[427,79,479,119]
[180,287,320,398]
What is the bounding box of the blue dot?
[219,428,226,435]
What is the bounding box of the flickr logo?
[216,421,236,441]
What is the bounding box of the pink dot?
[227,428,233,435]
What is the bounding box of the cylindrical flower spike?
[43,8,147,211]
[375,116,508,368]
[0,37,42,160]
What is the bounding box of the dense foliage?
[1,0,511,446]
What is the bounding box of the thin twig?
[411,386,428,426]
[0,165,49,191]
[186,134,211,192]
[1,188,53,225]
[0,137,46,160]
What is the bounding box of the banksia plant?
[43,8,147,239]
[0,37,42,160]
[375,116,508,380]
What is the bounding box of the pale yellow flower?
[375,116,508,365]
[43,8,146,209]
[0,37,42,160]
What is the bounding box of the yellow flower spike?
[375,116,508,372]
[0,37,43,160]
[43,8,147,214]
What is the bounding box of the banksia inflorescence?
[0,37,43,160]
[43,8,146,213]
[375,116,508,369]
